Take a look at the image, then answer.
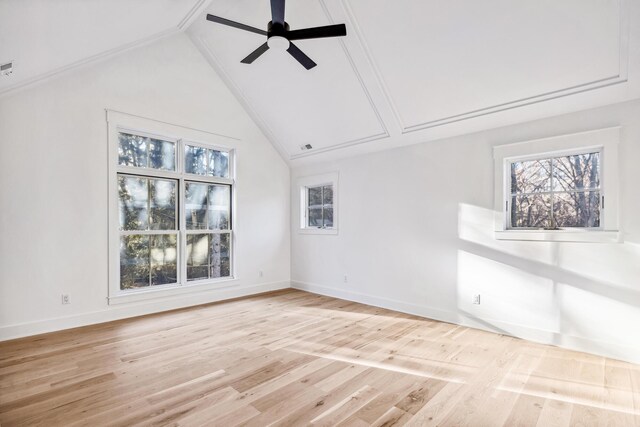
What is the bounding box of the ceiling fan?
[205,0,347,70]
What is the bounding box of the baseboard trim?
[292,280,458,324]
[0,281,291,342]
[5,280,637,364]
[291,281,640,365]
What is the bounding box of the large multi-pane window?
[116,131,233,292]
[508,150,601,229]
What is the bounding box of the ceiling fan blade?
[241,43,270,64]
[271,0,285,24]
[286,24,346,41]
[287,42,317,70]
[206,14,267,36]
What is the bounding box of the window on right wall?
[509,150,602,230]
[494,127,620,243]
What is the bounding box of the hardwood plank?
[0,289,638,426]
[503,393,545,426]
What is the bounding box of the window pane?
[150,234,177,286]
[186,182,208,230]
[308,187,322,207]
[208,185,231,230]
[148,138,176,171]
[119,176,148,230]
[511,194,551,228]
[308,208,322,227]
[323,207,333,228]
[554,191,600,228]
[149,179,176,230]
[186,233,231,280]
[511,159,551,194]
[208,149,230,178]
[185,145,207,175]
[120,235,149,289]
[323,185,333,205]
[210,233,231,278]
[553,153,600,192]
[118,133,148,168]
[186,234,209,281]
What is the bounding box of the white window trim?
[493,127,621,243]
[107,110,239,304]
[298,172,339,235]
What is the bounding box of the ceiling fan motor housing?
[267,22,291,50]
[268,21,290,37]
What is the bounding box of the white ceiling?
[189,0,640,164]
[0,0,209,94]
[351,0,621,129]
[2,0,639,164]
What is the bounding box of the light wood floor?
[1,290,639,426]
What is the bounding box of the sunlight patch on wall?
[557,242,640,289]
[559,283,640,347]
[457,250,559,332]
[457,203,557,265]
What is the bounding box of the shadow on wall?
[455,203,640,359]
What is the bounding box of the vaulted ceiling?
[2,0,639,165]
[0,0,209,93]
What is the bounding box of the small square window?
[306,185,334,229]
[298,172,338,234]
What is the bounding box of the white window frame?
[298,172,339,235]
[107,111,238,304]
[493,127,620,243]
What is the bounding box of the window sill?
[108,277,238,305]
[494,230,620,243]
[299,227,338,235]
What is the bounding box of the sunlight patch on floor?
[287,347,468,384]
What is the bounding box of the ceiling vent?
[1,62,13,76]
[300,144,313,151]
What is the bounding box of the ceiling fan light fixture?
[205,0,347,70]
[267,35,290,50]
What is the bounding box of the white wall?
[2,29,638,366]
[0,33,290,339]
[291,99,640,364]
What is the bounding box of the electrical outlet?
[343,275,348,283]
[473,294,481,305]
[61,294,70,305]
[259,270,263,278]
